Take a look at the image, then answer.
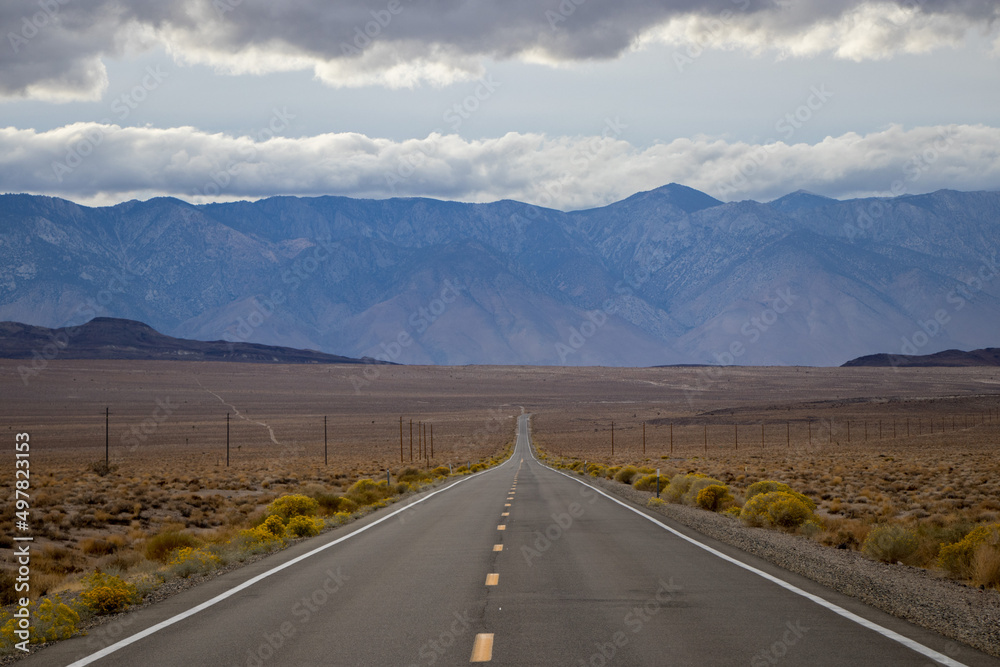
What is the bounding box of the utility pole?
[105,407,109,469]
[409,419,413,462]
[611,421,615,456]
[226,412,230,467]
[430,424,434,458]
[670,423,674,454]
[642,422,646,455]
[399,416,403,463]
[324,415,328,466]
[703,424,707,454]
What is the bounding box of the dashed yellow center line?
[485,573,499,586]
[497,525,505,531]
[501,512,509,517]
[470,633,494,662]
[493,544,503,552]
[504,503,510,507]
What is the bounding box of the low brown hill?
[0,317,389,364]
[842,348,1000,367]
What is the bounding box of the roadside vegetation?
[539,450,1000,591]
[0,444,512,656]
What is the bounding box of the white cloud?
[0,0,997,100]
[1,121,997,208]
[645,2,987,60]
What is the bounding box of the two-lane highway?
[26,414,1000,665]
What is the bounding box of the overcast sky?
[1,0,998,209]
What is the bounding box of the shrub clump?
[314,493,349,515]
[746,481,816,512]
[286,515,324,538]
[167,547,222,578]
[0,595,80,648]
[862,524,919,564]
[397,467,431,484]
[259,514,286,538]
[586,464,607,478]
[145,531,199,563]
[741,491,814,530]
[236,524,285,556]
[614,466,639,484]
[938,522,1000,580]
[79,572,139,614]
[346,479,393,506]
[696,484,734,512]
[266,494,319,521]
[633,474,670,493]
[647,497,666,508]
[663,473,726,506]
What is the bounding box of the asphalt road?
[26,414,1000,666]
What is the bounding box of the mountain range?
[0,185,997,366]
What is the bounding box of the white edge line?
[526,430,967,667]
[68,452,516,667]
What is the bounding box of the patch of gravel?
[584,474,1000,659]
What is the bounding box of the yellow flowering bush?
[745,480,816,511]
[167,547,222,578]
[236,522,286,556]
[79,572,139,614]
[1,596,81,650]
[286,515,324,538]
[696,484,734,512]
[346,479,392,506]
[741,491,815,530]
[939,523,1000,579]
[260,514,286,538]
[266,494,319,521]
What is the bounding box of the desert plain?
[1,360,999,604]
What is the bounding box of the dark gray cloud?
[1,0,997,99]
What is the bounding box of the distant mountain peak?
[615,183,723,213]
[768,190,838,212]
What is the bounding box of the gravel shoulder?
[582,472,1000,659]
